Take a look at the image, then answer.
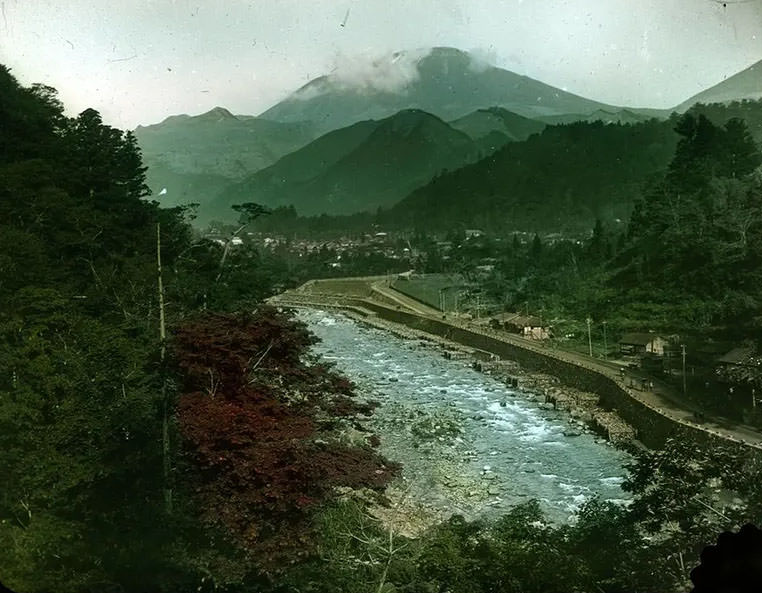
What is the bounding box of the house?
[619,333,666,356]
[490,313,550,340]
[508,315,550,340]
[716,346,761,384]
[717,346,756,368]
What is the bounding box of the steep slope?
[677,59,762,111]
[210,109,479,219]
[259,47,625,134]
[382,119,679,233]
[134,107,318,206]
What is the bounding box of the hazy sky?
[1,0,761,129]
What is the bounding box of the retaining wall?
[348,299,761,456]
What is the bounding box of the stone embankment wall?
[273,293,761,457]
[340,300,760,455]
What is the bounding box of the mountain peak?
[260,46,617,133]
[196,106,238,122]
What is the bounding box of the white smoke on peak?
[466,47,498,73]
[294,48,433,99]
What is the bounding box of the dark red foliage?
[171,307,397,567]
[172,306,316,399]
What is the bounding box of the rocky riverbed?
[300,309,634,530]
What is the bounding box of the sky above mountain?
[1,0,761,129]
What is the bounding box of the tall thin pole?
[586,317,592,357]
[681,344,687,395]
[157,223,172,514]
[602,321,608,360]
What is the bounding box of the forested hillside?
[459,112,762,341]
[383,118,679,232]
[378,99,762,234]
[212,109,479,219]
[0,66,395,592]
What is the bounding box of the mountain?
[259,47,630,134]
[381,118,679,233]
[677,59,762,111]
[133,107,318,207]
[449,107,546,153]
[208,109,480,220]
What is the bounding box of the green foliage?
[0,65,290,592]
[384,118,678,233]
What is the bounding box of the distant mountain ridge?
[677,59,762,111]
[206,109,480,220]
[136,49,762,225]
[259,47,636,134]
[134,107,318,207]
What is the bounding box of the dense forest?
[3,67,762,593]
[383,118,679,232]
[472,111,762,338]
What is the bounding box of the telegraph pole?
[586,317,592,357]
[602,320,608,360]
[681,344,687,395]
[157,223,172,514]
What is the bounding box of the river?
[300,309,633,524]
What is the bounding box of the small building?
[715,346,761,385]
[717,346,756,368]
[619,333,666,356]
[491,313,550,340]
[465,229,484,238]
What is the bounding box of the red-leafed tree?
[171,306,396,568]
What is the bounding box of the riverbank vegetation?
[3,67,762,592]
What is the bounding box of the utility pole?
[586,317,592,357]
[681,344,687,395]
[602,320,608,360]
[157,223,172,514]
[476,294,481,320]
